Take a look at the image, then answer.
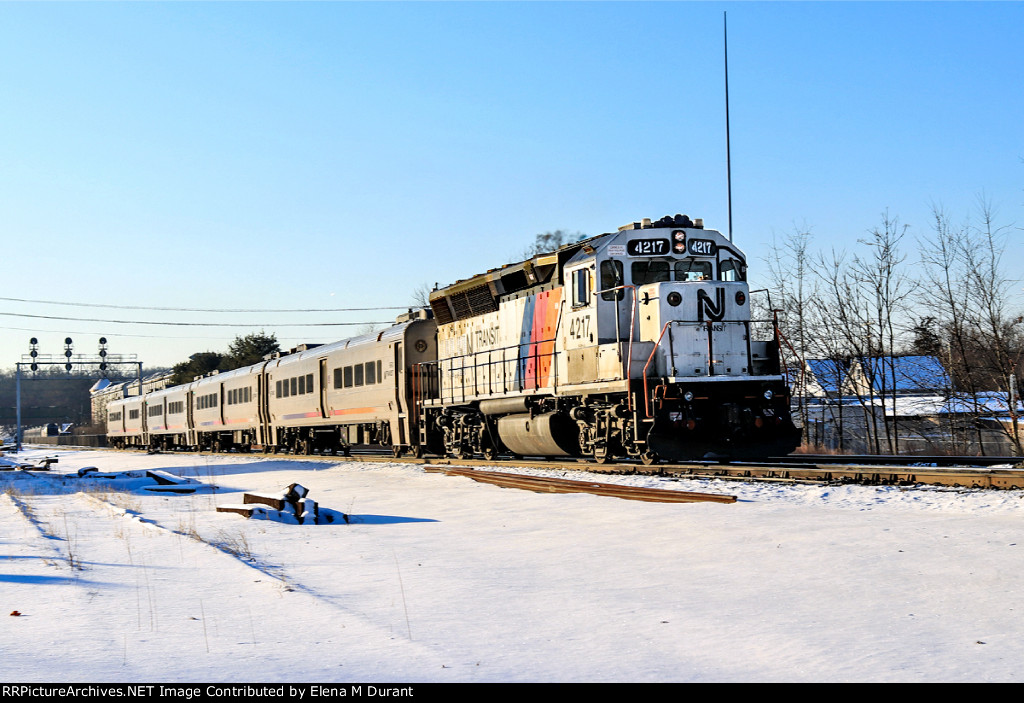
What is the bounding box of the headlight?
[763,389,773,400]
[683,391,694,402]
[667,291,682,307]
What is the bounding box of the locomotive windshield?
[631,258,713,284]
[674,260,712,281]
[719,258,746,281]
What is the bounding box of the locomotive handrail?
[643,321,675,417]
[417,338,560,405]
[594,283,638,409]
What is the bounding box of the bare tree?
[918,199,1023,454]
[852,211,916,453]
[522,230,585,258]
[410,282,434,308]
[764,225,815,441]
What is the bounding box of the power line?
[0,324,251,341]
[0,296,411,313]
[0,312,392,327]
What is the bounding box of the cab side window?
[600,260,624,301]
[571,269,591,307]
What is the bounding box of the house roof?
[863,355,949,393]
[805,359,847,393]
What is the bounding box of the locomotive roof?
[428,214,738,324]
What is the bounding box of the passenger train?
[107,214,800,462]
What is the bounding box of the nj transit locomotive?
[107,215,800,462]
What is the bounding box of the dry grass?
[792,444,854,455]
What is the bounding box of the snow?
[2,447,1024,683]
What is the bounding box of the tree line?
[762,199,1022,455]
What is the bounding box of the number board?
[687,238,717,256]
[627,239,670,256]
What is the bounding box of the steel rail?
[424,467,737,503]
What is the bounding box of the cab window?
[719,259,746,281]
[631,260,670,285]
[571,269,591,307]
[674,260,712,282]
[600,260,624,301]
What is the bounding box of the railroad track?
[13,444,1024,490]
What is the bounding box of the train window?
[571,269,591,308]
[632,260,670,285]
[298,375,306,395]
[129,409,140,420]
[344,366,353,388]
[306,373,314,393]
[600,260,624,301]
[355,364,364,386]
[333,368,342,389]
[290,377,298,396]
[674,260,712,282]
[276,380,282,398]
[719,259,746,281]
[365,362,376,385]
[377,360,382,382]
[245,387,251,403]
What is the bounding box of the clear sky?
[1,1,1020,373]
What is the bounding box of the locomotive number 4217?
[627,239,670,256]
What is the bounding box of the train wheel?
[641,451,660,466]
[392,445,402,458]
[411,445,424,459]
[482,446,497,461]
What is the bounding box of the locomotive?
[107,214,800,462]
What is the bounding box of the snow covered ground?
[2,447,1023,683]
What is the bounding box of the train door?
[256,373,267,446]
[186,390,196,447]
[394,342,407,445]
[319,358,329,419]
[563,263,597,385]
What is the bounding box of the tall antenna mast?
[724,11,733,242]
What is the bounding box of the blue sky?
[1,1,1020,372]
